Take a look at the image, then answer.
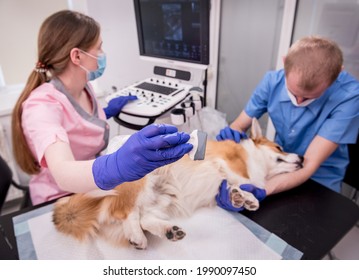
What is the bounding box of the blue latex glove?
[103,95,138,119]
[215,180,266,212]
[92,124,193,190]
[216,126,248,143]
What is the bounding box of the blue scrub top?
[245,69,359,192]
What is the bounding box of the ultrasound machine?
[105,0,210,130]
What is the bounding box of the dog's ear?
[250,118,263,139]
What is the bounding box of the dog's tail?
[52,194,103,241]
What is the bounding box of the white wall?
[86,0,153,94]
[0,0,150,88]
[0,0,68,85]
[216,0,284,126]
[292,0,359,80]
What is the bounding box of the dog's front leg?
[227,183,260,211]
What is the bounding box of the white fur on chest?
[240,140,268,188]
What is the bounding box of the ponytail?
[12,70,47,174]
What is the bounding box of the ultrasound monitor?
[133,0,210,67]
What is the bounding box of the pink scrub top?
[21,78,109,205]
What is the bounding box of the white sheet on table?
[27,206,281,260]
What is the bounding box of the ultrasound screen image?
[135,0,209,65]
[163,4,183,41]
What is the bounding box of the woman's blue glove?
[103,95,138,119]
[215,180,266,212]
[92,124,193,190]
[216,126,248,143]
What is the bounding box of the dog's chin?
[268,163,303,179]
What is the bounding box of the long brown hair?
[12,10,100,174]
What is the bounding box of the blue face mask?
[79,50,106,81]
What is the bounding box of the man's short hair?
[284,36,343,91]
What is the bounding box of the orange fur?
[205,140,249,179]
[109,178,146,220]
[53,194,103,240]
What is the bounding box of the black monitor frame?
[133,0,210,66]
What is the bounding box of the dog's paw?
[243,198,259,211]
[165,226,186,241]
[229,186,260,211]
[129,237,148,250]
[230,188,246,208]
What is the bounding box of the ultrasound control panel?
[105,77,192,117]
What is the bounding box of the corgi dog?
[53,118,303,249]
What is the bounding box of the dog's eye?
[276,158,285,163]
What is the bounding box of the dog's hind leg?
[122,209,148,249]
[140,214,186,242]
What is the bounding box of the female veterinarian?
[216,36,359,211]
[12,10,193,205]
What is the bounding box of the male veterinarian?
[216,35,359,211]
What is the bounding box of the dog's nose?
[295,155,304,168]
[296,155,304,168]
